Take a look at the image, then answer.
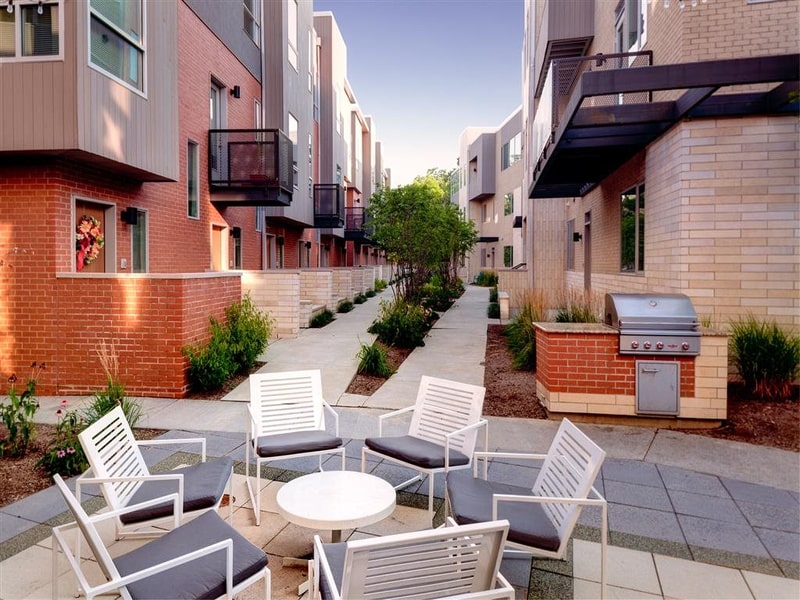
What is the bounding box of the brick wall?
[242,270,300,338]
[331,268,353,305]
[300,269,333,308]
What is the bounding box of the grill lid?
[605,293,699,332]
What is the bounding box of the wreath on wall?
[75,215,105,270]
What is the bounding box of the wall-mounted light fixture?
[121,207,139,225]
[305,241,312,249]
[37,1,43,15]
[6,1,13,14]
[230,226,241,239]
[573,232,583,242]
[230,85,241,99]
[277,236,284,246]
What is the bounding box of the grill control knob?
[630,340,639,349]
[656,341,664,350]
[643,341,651,350]
[682,342,690,351]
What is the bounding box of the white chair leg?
[427,475,434,525]
[600,502,608,600]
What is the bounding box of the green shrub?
[310,309,335,328]
[487,302,500,319]
[374,279,388,292]
[183,318,236,392]
[365,289,377,298]
[505,291,546,371]
[226,294,272,373]
[81,381,143,429]
[368,298,428,348]
[489,285,498,303]
[36,401,88,477]
[554,289,601,323]
[356,342,394,378]
[729,315,800,401]
[337,300,354,313]
[0,362,43,457]
[354,294,367,304]
[474,270,498,287]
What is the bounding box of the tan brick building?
[522,0,799,331]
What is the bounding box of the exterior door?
[75,201,107,273]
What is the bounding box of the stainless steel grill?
[605,293,700,356]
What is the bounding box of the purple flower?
[60,399,69,407]
[57,450,66,458]
[56,409,62,417]
[66,447,75,454]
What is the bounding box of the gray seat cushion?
[115,510,268,600]
[254,430,343,458]
[365,435,469,469]
[317,542,347,600]
[120,457,233,524]
[446,470,560,552]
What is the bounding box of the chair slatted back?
[53,474,122,584]
[249,370,325,436]
[532,418,606,543]
[341,520,509,600]
[78,406,149,511]
[408,376,485,455]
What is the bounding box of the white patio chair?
[50,474,270,600]
[76,406,233,540]
[246,370,345,525]
[361,375,488,525]
[308,519,514,600]
[446,417,608,598]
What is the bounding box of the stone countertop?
[533,322,615,334]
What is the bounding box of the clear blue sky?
[313,0,524,186]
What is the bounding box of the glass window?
[233,234,242,269]
[255,206,266,232]
[243,0,259,46]
[287,0,297,70]
[620,183,645,273]
[89,0,143,91]
[288,113,298,189]
[187,141,199,219]
[566,219,575,270]
[503,192,514,216]
[0,1,60,59]
[131,209,147,273]
[503,246,513,268]
[501,133,521,170]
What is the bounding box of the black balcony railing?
[344,206,373,241]
[313,184,345,228]
[208,129,293,206]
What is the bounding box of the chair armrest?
[137,437,207,462]
[472,451,546,478]
[491,492,607,520]
[443,419,489,470]
[377,405,414,436]
[321,399,340,436]
[313,534,341,600]
[77,472,186,512]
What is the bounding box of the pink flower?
[60,399,69,407]
[67,447,75,454]
[56,409,62,417]
[57,450,66,458]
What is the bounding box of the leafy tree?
[367,173,476,301]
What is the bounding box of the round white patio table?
[276,471,396,543]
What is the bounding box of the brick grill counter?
[534,323,728,423]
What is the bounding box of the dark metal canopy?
[529,54,800,199]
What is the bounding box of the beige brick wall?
[242,271,301,338]
[300,269,333,309]
[332,268,353,306]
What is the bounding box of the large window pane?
[91,0,141,38]
[90,0,143,91]
[620,184,645,273]
[22,4,59,56]
[187,141,199,219]
[0,11,15,58]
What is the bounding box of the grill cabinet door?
[635,361,679,416]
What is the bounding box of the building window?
[566,219,575,270]
[336,164,342,185]
[288,113,299,189]
[255,206,266,232]
[287,0,297,70]
[620,183,645,273]
[501,133,521,170]
[503,246,513,268]
[0,1,61,60]
[616,0,647,53]
[503,192,514,216]
[89,0,144,92]
[233,234,242,269]
[187,141,199,219]
[243,0,259,46]
[131,209,147,272]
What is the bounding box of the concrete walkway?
[1,284,798,599]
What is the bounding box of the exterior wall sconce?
[6,1,13,14]
[121,207,139,225]
[230,226,241,239]
[305,241,312,249]
[573,232,583,242]
[230,85,241,98]
[277,236,284,246]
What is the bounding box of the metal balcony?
[344,207,373,242]
[313,184,345,228]
[208,129,293,207]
